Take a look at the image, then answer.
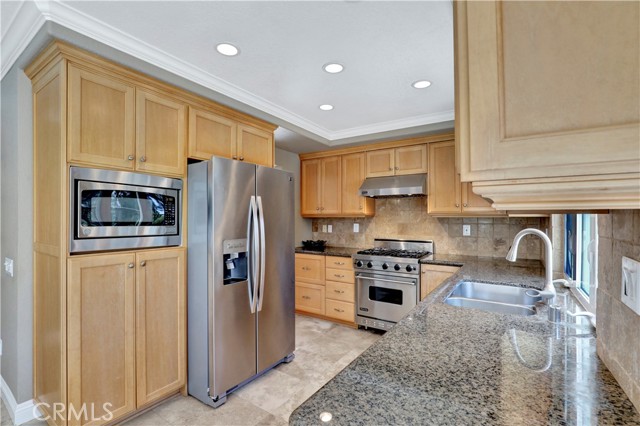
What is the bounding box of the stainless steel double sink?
[445,281,542,316]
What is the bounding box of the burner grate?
[356,248,432,259]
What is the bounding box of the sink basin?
[445,281,541,316]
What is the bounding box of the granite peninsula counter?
[290,256,640,425]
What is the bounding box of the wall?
[0,66,34,403]
[274,148,312,245]
[596,210,640,410]
[312,197,544,259]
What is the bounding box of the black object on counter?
[301,240,327,251]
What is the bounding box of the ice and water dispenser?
[223,239,248,284]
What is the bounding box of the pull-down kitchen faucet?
[506,228,556,304]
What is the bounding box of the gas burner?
[356,248,432,259]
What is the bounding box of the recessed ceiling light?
[412,80,432,89]
[319,412,333,422]
[216,43,239,56]
[323,63,344,74]
[319,104,334,111]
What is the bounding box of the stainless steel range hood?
[358,174,427,198]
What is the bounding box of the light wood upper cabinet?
[237,124,274,167]
[188,107,236,161]
[366,149,395,177]
[366,145,428,177]
[68,253,137,426]
[428,141,504,216]
[455,1,640,209]
[395,144,428,175]
[68,64,136,170]
[300,156,342,216]
[136,89,186,176]
[136,249,186,407]
[341,153,375,216]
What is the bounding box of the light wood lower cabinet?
[295,254,356,325]
[67,248,185,425]
[420,264,460,300]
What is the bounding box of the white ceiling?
[1,0,454,152]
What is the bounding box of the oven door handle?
[356,275,416,286]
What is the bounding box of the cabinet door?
[420,264,460,300]
[395,144,428,175]
[295,254,325,285]
[462,183,505,215]
[366,149,395,177]
[341,153,374,216]
[301,159,321,216]
[457,1,640,183]
[427,141,461,214]
[136,89,186,176]
[135,249,186,407]
[295,283,325,315]
[237,124,273,167]
[188,107,236,161]
[320,156,342,215]
[68,64,136,169]
[68,254,136,425]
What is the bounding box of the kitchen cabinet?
[295,254,356,326]
[68,64,136,170]
[300,156,341,216]
[341,153,375,216]
[420,264,460,300]
[68,248,186,424]
[237,124,274,167]
[188,107,236,161]
[455,1,640,210]
[428,141,505,216]
[136,89,186,176]
[365,144,428,177]
[68,253,137,425]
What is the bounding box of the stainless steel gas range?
[353,239,434,330]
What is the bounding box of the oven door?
[356,272,418,323]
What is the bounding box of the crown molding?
[2,0,453,143]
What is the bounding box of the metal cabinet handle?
[395,166,399,170]
[359,204,362,210]
[334,274,345,278]
[232,155,238,160]
[127,155,134,161]
[334,289,345,294]
[301,266,310,271]
[239,157,245,161]
[388,167,393,171]
[333,308,344,313]
[320,207,325,211]
[140,156,146,162]
[128,263,134,269]
[140,261,146,267]
[316,207,320,211]
[463,203,468,207]
[334,262,345,265]
[455,203,460,207]
[302,295,311,300]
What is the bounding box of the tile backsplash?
[311,198,545,260]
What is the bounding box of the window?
[564,214,598,313]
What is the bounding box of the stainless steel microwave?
[69,167,182,253]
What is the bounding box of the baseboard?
[1,375,40,425]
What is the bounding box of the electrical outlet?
[322,224,327,233]
[4,257,13,277]
[621,256,640,315]
[327,225,333,233]
[353,223,360,233]
[462,225,471,237]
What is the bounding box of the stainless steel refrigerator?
[187,157,295,408]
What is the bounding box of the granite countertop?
[290,256,640,425]
[295,246,361,258]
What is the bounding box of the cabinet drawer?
[325,256,352,270]
[325,268,354,284]
[325,299,355,323]
[295,254,325,285]
[295,283,325,315]
[325,281,354,303]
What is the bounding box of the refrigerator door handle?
[246,196,258,313]
[256,196,266,311]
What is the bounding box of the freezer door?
[256,166,295,372]
[210,157,258,397]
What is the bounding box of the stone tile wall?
[597,210,640,410]
[310,198,545,259]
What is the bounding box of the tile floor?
[1,315,381,426]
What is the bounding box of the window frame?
[564,214,598,315]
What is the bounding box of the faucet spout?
[506,228,556,304]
